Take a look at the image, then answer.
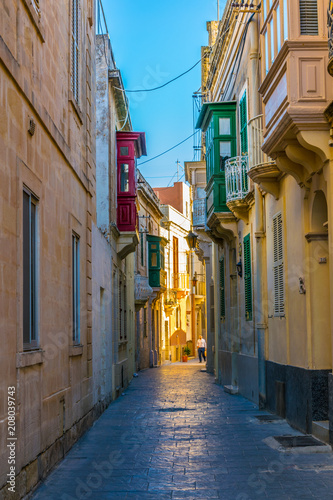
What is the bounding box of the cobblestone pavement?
[31,361,333,500]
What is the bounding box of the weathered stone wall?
[0,0,96,496]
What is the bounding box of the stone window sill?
[16,349,43,368]
[21,0,45,42]
[69,344,83,357]
[69,92,83,125]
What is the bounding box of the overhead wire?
[137,131,200,166]
[113,51,211,94]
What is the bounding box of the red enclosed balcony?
[116,131,146,259]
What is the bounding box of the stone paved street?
[31,361,333,500]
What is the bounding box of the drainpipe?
[255,187,267,408]
[249,14,268,408]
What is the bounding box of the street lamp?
[185,231,198,250]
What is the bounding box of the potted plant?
[182,346,191,362]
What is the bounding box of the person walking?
[197,335,206,363]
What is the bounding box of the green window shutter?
[219,257,225,319]
[243,234,252,321]
[240,91,248,155]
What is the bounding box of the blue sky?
[101,1,226,187]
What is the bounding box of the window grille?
[23,189,39,348]
[71,0,80,103]
[273,213,285,316]
[299,0,318,35]
[72,233,80,343]
[32,0,40,16]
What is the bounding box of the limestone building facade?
[192,0,333,441]
[135,170,165,370]
[0,0,97,495]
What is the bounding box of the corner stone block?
[87,343,92,361]
[87,326,92,344]
[87,360,93,378]
[25,459,38,493]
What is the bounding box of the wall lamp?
[185,231,198,250]
[236,260,243,277]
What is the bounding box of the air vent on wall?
[299,0,319,35]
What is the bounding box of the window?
[119,276,122,339]
[124,278,127,340]
[276,4,281,51]
[143,307,148,337]
[32,0,40,16]
[219,141,231,171]
[219,117,231,135]
[219,257,225,319]
[176,307,180,328]
[140,232,144,267]
[120,164,129,192]
[299,0,318,35]
[262,0,288,75]
[120,146,129,156]
[243,234,252,321]
[23,189,38,349]
[270,18,275,64]
[239,91,248,155]
[273,213,284,316]
[173,237,179,288]
[283,0,288,40]
[72,233,80,343]
[71,0,80,103]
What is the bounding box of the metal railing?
[328,1,333,75]
[225,155,249,202]
[193,198,206,227]
[172,273,189,290]
[248,115,275,169]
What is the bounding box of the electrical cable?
[137,131,199,166]
[113,52,210,94]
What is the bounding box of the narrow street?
[31,361,333,500]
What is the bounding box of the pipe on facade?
[249,12,268,408]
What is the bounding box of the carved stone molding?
[247,162,281,199]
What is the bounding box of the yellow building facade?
[193,0,333,440]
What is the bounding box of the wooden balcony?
[259,39,332,189]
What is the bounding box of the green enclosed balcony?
[147,235,167,289]
[196,101,237,219]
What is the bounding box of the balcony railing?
[195,280,206,297]
[225,155,249,202]
[248,115,275,169]
[172,273,189,290]
[193,198,206,227]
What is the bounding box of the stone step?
[224,384,239,395]
[312,420,329,444]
